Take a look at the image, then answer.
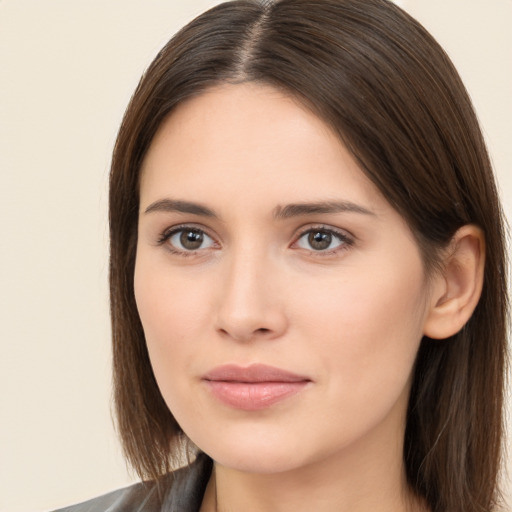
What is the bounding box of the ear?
[423,225,485,340]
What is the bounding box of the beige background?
[0,1,510,511]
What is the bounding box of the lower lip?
[204,381,309,410]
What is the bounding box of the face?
[135,83,435,476]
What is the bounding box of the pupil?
[309,231,331,250]
[180,230,203,250]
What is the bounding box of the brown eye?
[166,228,215,252]
[308,231,332,250]
[180,230,204,250]
[295,228,350,252]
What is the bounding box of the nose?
[214,248,288,343]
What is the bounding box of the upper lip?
[203,364,311,383]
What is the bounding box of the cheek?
[134,251,210,340]
[300,262,428,401]
[133,256,212,400]
[134,277,209,433]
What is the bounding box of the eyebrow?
[143,198,375,219]
[144,199,217,217]
[272,201,375,219]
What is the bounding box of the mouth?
[202,364,311,411]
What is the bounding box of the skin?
[134,83,471,512]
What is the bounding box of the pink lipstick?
[202,364,310,411]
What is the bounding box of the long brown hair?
[109,1,508,510]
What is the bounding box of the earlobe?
[423,225,485,340]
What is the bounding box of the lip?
[202,364,311,411]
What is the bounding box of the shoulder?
[50,480,159,512]
[51,453,213,512]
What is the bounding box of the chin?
[193,428,309,474]
[209,449,306,475]
[202,429,357,477]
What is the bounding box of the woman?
[56,0,508,511]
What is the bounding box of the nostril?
[216,326,272,341]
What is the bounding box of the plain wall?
[0,1,510,511]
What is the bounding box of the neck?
[200,425,426,512]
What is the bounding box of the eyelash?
[157,224,217,257]
[156,224,354,257]
[293,225,354,256]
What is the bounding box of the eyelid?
[155,222,354,257]
[291,224,355,254]
[157,223,220,254]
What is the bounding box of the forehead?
[139,83,386,216]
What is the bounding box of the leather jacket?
[52,453,212,512]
